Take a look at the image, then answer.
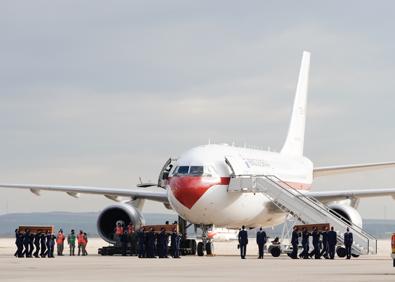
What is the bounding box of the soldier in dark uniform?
[157,228,167,258]
[45,232,51,257]
[14,229,24,258]
[48,234,55,258]
[40,232,47,257]
[256,227,267,259]
[28,232,35,257]
[121,230,128,256]
[320,226,329,259]
[137,227,145,258]
[170,228,181,258]
[299,227,310,259]
[238,225,248,259]
[344,227,353,259]
[288,226,300,259]
[33,232,41,258]
[327,226,337,259]
[146,227,156,258]
[22,229,31,257]
[309,227,320,259]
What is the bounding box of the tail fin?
[281,51,311,157]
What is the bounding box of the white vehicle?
[1,51,395,256]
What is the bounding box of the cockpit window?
[176,166,189,175]
[172,165,217,177]
[189,166,204,176]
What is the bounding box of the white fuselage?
[167,144,313,228]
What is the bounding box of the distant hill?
[0,211,177,237]
[0,212,393,239]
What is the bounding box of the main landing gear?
[196,224,213,256]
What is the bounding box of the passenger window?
[189,166,204,176]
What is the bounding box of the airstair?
[227,175,377,255]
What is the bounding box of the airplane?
[1,51,395,256]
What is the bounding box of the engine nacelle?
[97,203,145,244]
[328,204,363,228]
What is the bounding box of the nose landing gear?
[196,224,213,256]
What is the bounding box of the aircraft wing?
[306,188,395,203]
[313,161,395,177]
[0,184,168,202]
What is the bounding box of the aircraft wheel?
[197,242,204,256]
[270,246,281,257]
[336,247,346,258]
[191,240,197,255]
[351,253,359,258]
[206,242,213,255]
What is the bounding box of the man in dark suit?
[288,226,300,259]
[256,227,267,259]
[344,227,353,259]
[327,226,337,259]
[238,225,248,259]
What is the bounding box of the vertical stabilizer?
[281,51,310,157]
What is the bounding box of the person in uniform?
[46,232,52,257]
[77,230,84,256]
[299,227,310,259]
[48,234,55,258]
[157,227,166,258]
[137,227,145,258]
[67,230,76,256]
[121,230,128,256]
[327,226,337,259]
[170,228,181,258]
[288,226,300,259]
[28,232,35,257]
[14,229,23,258]
[33,232,41,258]
[146,227,156,258]
[127,223,136,254]
[238,225,248,259]
[83,232,88,256]
[56,229,65,256]
[320,226,329,259]
[309,227,321,259]
[256,227,267,259]
[114,223,124,246]
[22,229,31,257]
[344,227,353,259]
[40,232,47,257]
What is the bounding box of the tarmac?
[0,238,394,282]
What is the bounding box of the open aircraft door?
[225,155,249,176]
[158,158,177,188]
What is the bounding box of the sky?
[0,0,395,219]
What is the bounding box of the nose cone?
[169,176,229,209]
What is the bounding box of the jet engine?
[328,204,363,228]
[97,203,145,244]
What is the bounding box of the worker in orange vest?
[77,230,85,256]
[56,229,65,256]
[114,223,124,246]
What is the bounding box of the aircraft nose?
[169,176,229,209]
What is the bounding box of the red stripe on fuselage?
[168,176,230,209]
